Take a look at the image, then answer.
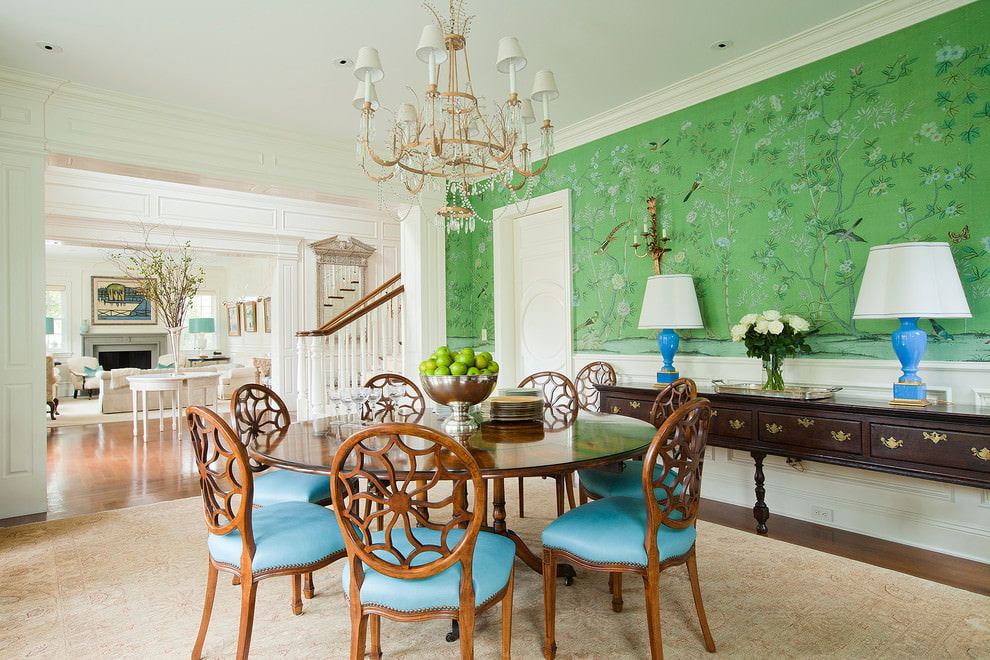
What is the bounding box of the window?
[183,292,217,352]
[45,287,67,353]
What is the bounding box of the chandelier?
[352,0,559,231]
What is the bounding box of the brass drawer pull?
[728,419,745,430]
[972,447,990,461]
[630,401,641,409]
[611,405,620,414]
[765,423,783,434]
[711,409,719,417]
[796,418,815,428]
[923,431,947,444]
[880,436,903,449]
[831,430,851,442]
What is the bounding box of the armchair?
[65,356,102,399]
[46,355,59,420]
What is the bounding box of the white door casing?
[493,190,573,387]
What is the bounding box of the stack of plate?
[482,394,545,422]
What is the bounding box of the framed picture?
[263,297,271,333]
[91,276,157,325]
[226,302,241,336]
[244,300,258,333]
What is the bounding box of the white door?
[494,190,572,387]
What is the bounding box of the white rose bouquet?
[731,310,813,389]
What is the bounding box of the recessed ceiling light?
[711,40,733,51]
[335,57,353,67]
[36,41,63,53]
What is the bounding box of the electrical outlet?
[811,506,834,523]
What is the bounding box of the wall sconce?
[632,196,670,275]
[853,242,971,407]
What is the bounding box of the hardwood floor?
[3,416,987,597]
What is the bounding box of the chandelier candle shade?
[853,242,971,407]
[638,274,704,384]
[353,0,558,231]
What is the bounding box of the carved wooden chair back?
[574,361,617,411]
[231,383,291,436]
[362,373,426,423]
[648,377,698,428]
[642,397,712,533]
[518,371,579,429]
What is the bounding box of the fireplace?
[82,331,170,369]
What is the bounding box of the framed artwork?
[244,300,257,333]
[263,297,271,333]
[91,276,157,325]
[226,302,241,336]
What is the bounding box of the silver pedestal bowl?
[420,374,498,435]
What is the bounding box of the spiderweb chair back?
[231,383,291,435]
[641,397,712,533]
[574,361,617,411]
[518,371,579,429]
[330,423,485,581]
[186,405,256,556]
[362,373,426,423]
[648,377,698,428]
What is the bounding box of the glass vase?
[167,326,183,375]
[762,355,785,391]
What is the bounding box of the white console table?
[127,372,220,438]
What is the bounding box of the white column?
[399,199,446,377]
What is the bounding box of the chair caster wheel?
[563,576,574,587]
[446,620,459,642]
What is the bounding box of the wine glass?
[326,382,343,416]
[350,387,370,423]
[365,388,383,422]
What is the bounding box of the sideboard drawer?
[871,424,990,473]
[711,408,753,440]
[757,413,861,454]
[601,393,652,423]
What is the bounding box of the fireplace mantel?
[82,331,170,367]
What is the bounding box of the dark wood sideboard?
[597,382,990,534]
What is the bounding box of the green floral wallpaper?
[447,2,990,362]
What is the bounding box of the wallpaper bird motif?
[446,2,990,362]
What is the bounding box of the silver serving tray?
[711,380,841,400]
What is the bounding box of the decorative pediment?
[309,236,375,267]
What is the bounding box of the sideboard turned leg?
[751,451,770,535]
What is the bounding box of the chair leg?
[610,572,623,612]
[370,614,382,660]
[290,573,303,615]
[642,573,664,660]
[542,549,558,660]
[554,478,565,517]
[502,568,514,660]
[304,571,315,599]
[458,601,476,660]
[236,575,259,659]
[687,553,716,652]
[349,603,368,660]
[578,482,589,505]
[192,564,219,659]
[517,477,525,517]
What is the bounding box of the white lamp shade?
[530,70,559,102]
[352,81,380,110]
[853,242,971,319]
[519,98,536,124]
[496,36,527,74]
[638,274,704,329]
[416,25,449,64]
[188,317,216,334]
[396,102,418,124]
[354,46,385,82]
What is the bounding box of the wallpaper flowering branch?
[447,2,990,362]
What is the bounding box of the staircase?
[295,274,404,419]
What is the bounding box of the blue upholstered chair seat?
[253,469,331,507]
[578,461,680,499]
[208,501,345,573]
[542,496,695,566]
[343,528,515,612]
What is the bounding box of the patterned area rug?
[1,479,987,659]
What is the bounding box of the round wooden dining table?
[245,410,657,575]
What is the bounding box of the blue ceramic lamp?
[853,242,971,407]
[638,274,704,384]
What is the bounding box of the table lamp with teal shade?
[853,242,971,407]
[45,317,55,335]
[188,317,216,356]
[638,274,704,384]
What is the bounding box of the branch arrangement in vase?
[110,238,205,330]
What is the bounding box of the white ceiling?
[1,0,879,146]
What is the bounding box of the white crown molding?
[556,0,977,153]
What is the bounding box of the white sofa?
[97,365,258,414]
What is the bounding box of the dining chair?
[330,422,515,660]
[574,360,617,412]
[516,371,580,518]
[577,377,698,504]
[185,406,346,660]
[361,372,426,422]
[542,397,716,660]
